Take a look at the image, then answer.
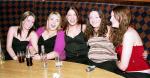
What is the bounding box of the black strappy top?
[65,25,89,63]
[12,37,29,54]
[38,35,56,54]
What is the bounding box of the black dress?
[65,31,89,64]
[12,37,29,54]
[38,35,56,54]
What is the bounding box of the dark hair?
[62,5,82,30]
[109,6,131,46]
[17,11,36,38]
[84,9,108,39]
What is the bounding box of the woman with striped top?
[84,9,117,72]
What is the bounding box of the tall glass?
[26,48,33,66]
[17,51,25,63]
[0,40,5,64]
[54,56,63,78]
[40,45,47,69]
[55,56,62,68]
[41,53,48,68]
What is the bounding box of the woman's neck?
[68,24,79,29]
[46,29,57,33]
[94,27,99,33]
[21,27,29,35]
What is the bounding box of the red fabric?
[116,45,150,71]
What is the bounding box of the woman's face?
[110,11,119,28]
[22,16,35,30]
[89,11,101,28]
[47,14,60,30]
[66,9,78,26]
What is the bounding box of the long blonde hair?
[110,6,131,46]
[46,11,62,31]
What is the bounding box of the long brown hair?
[110,6,131,46]
[62,5,81,30]
[84,9,108,39]
[17,11,36,38]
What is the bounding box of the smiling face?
[47,13,61,30]
[66,9,78,26]
[89,11,101,28]
[110,11,119,28]
[22,16,35,30]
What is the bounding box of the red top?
[116,45,150,71]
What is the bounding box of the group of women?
[6,5,150,78]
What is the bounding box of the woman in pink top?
[31,12,65,60]
[110,6,150,78]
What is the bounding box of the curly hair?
[109,6,131,46]
[84,9,108,39]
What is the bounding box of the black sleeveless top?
[38,35,56,54]
[12,37,29,54]
[65,26,89,64]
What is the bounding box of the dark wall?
[0,1,150,59]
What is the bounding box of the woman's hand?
[143,50,148,60]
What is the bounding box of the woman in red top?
[110,6,150,78]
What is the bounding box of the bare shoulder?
[82,24,87,32]
[124,27,142,44]
[125,27,137,37]
[9,26,18,31]
[8,26,19,34]
[30,31,37,36]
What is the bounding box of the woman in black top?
[6,11,38,60]
[63,5,89,64]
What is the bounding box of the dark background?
[0,0,150,60]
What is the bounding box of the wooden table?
[0,60,124,78]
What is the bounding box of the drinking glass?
[41,53,48,69]
[55,56,62,68]
[17,51,25,63]
[26,49,33,66]
[0,51,5,64]
[0,41,5,64]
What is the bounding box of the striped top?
[88,37,117,63]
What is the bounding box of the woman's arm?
[6,27,18,60]
[82,24,87,32]
[30,27,44,60]
[29,31,40,59]
[117,31,134,71]
[46,51,58,59]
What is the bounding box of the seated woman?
[35,12,65,60]
[110,6,150,78]
[6,11,38,60]
[84,9,117,72]
[63,5,89,64]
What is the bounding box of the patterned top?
[88,37,117,63]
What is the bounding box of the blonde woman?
[35,12,65,60]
